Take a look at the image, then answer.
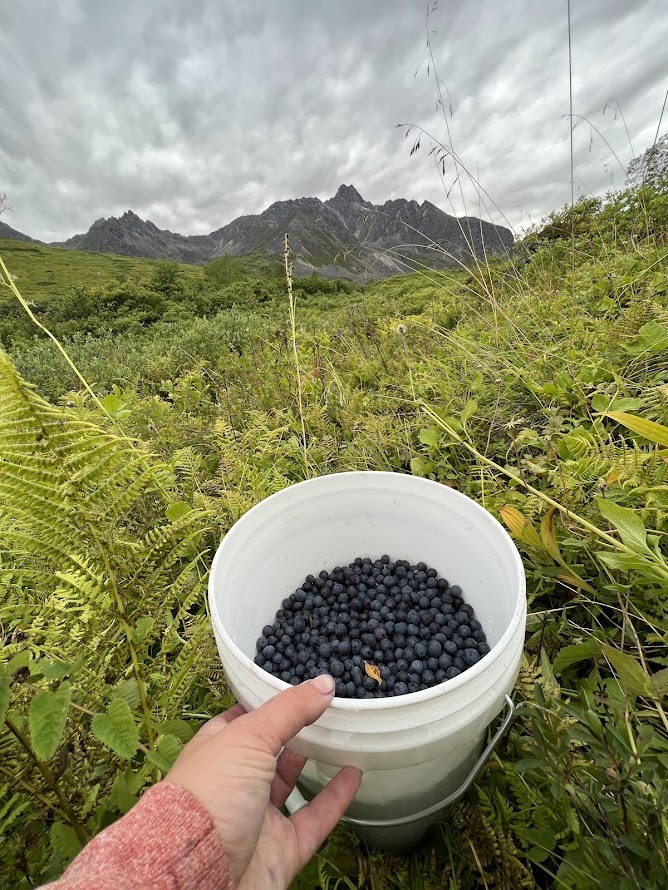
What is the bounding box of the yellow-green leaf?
[540,508,561,562]
[29,682,71,761]
[0,675,10,726]
[603,412,668,448]
[419,428,440,448]
[651,667,668,697]
[601,644,653,698]
[461,399,478,427]
[499,506,545,551]
[166,501,192,522]
[553,640,601,674]
[91,698,140,760]
[555,572,595,592]
[146,734,182,772]
[596,499,647,551]
[364,662,382,684]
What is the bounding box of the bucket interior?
[211,473,523,664]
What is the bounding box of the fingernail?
[312,674,335,695]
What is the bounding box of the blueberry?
[446,666,461,679]
[443,641,457,656]
[345,681,356,697]
[394,681,408,696]
[463,649,480,666]
[422,670,436,686]
[330,659,344,678]
[427,640,442,658]
[319,643,332,659]
[262,645,276,659]
[410,660,424,675]
[478,642,491,655]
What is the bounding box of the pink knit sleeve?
[42,783,233,890]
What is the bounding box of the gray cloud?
[0,0,666,242]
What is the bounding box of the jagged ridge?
[28,185,514,280]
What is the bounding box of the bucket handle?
[285,695,515,829]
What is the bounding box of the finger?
[185,704,246,753]
[270,747,307,808]
[226,675,334,757]
[290,766,361,864]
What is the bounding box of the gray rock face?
[17,186,514,280]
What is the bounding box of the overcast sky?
[1,1,666,242]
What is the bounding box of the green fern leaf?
[91,698,139,760]
[28,682,71,761]
[49,821,83,861]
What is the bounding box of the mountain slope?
[0,219,41,244]
[31,185,514,280]
[0,237,203,302]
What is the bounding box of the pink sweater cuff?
[44,782,232,890]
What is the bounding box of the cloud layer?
[1,0,666,241]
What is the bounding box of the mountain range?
[0,185,514,280]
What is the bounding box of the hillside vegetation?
[0,237,204,301]
[1,183,667,889]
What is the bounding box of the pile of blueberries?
[254,555,489,698]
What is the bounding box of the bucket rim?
[209,470,526,712]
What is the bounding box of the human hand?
[167,674,361,889]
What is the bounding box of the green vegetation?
[0,237,204,302]
[1,182,668,888]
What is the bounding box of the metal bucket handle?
[285,694,515,829]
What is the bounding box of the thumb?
[225,675,335,756]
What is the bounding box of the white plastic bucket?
[208,471,526,849]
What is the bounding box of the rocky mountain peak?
[12,186,514,281]
[333,184,367,203]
